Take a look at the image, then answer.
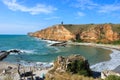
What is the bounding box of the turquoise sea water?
[0,35,111,65]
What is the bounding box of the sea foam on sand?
[90,49,120,72]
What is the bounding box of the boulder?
[45,55,92,80]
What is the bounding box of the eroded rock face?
[54,55,89,72]
[45,55,91,80]
[79,24,120,43]
[29,24,120,43]
[30,25,75,41]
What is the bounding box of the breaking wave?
[90,49,120,72]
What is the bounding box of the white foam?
[9,49,35,55]
[21,49,34,54]
[90,49,120,72]
[39,39,60,45]
[18,60,53,68]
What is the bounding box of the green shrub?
[111,40,120,45]
[75,39,83,42]
[105,75,120,80]
[67,60,91,76]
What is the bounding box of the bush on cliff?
[111,40,120,45]
[105,75,120,80]
[67,60,91,76]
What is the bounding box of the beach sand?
[67,42,120,50]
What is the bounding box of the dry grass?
[63,24,120,34]
[3,75,14,80]
[45,71,101,80]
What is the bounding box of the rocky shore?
[0,62,52,80]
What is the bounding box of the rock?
[50,42,67,47]
[79,24,120,43]
[30,25,75,41]
[0,51,9,60]
[7,49,24,54]
[45,55,92,80]
[29,24,120,43]
[101,65,120,79]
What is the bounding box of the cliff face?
[30,25,75,41]
[78,24,120,43]
[30,24,120,43]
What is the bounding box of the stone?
[101,65,120,79]
[30,25,75,41]
[46,55,92,79]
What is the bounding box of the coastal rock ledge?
[45,55,92,80]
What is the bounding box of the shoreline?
[67,42,120,50]
[0,40,120,79]
[36,39,120,72]
[66,42,120,72]
[39,39,120,72]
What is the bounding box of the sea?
[0,35,120,72]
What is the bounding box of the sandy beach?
[67,42,120,50]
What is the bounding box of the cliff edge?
[29,25,75,41]
[29,24,120,43]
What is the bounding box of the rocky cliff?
[45,55,92,80]
[29,24,120,43]
[29,25,75,41]
[75,24,120,43]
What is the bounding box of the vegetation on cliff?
[67,60,91,76]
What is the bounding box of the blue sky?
[0,0,120,34]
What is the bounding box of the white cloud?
[75,0,98,10]
[77,12,85,16]
[2,0,57,15]
[74,0,120,14]
[98,4,120,13]
[44,16,60,20]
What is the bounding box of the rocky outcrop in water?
[45,55,92,80]
[29,24,120,43]
[0,49,24,60]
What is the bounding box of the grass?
[45,71,100,80]
[105,75,120,80]
[63,24,120,34]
